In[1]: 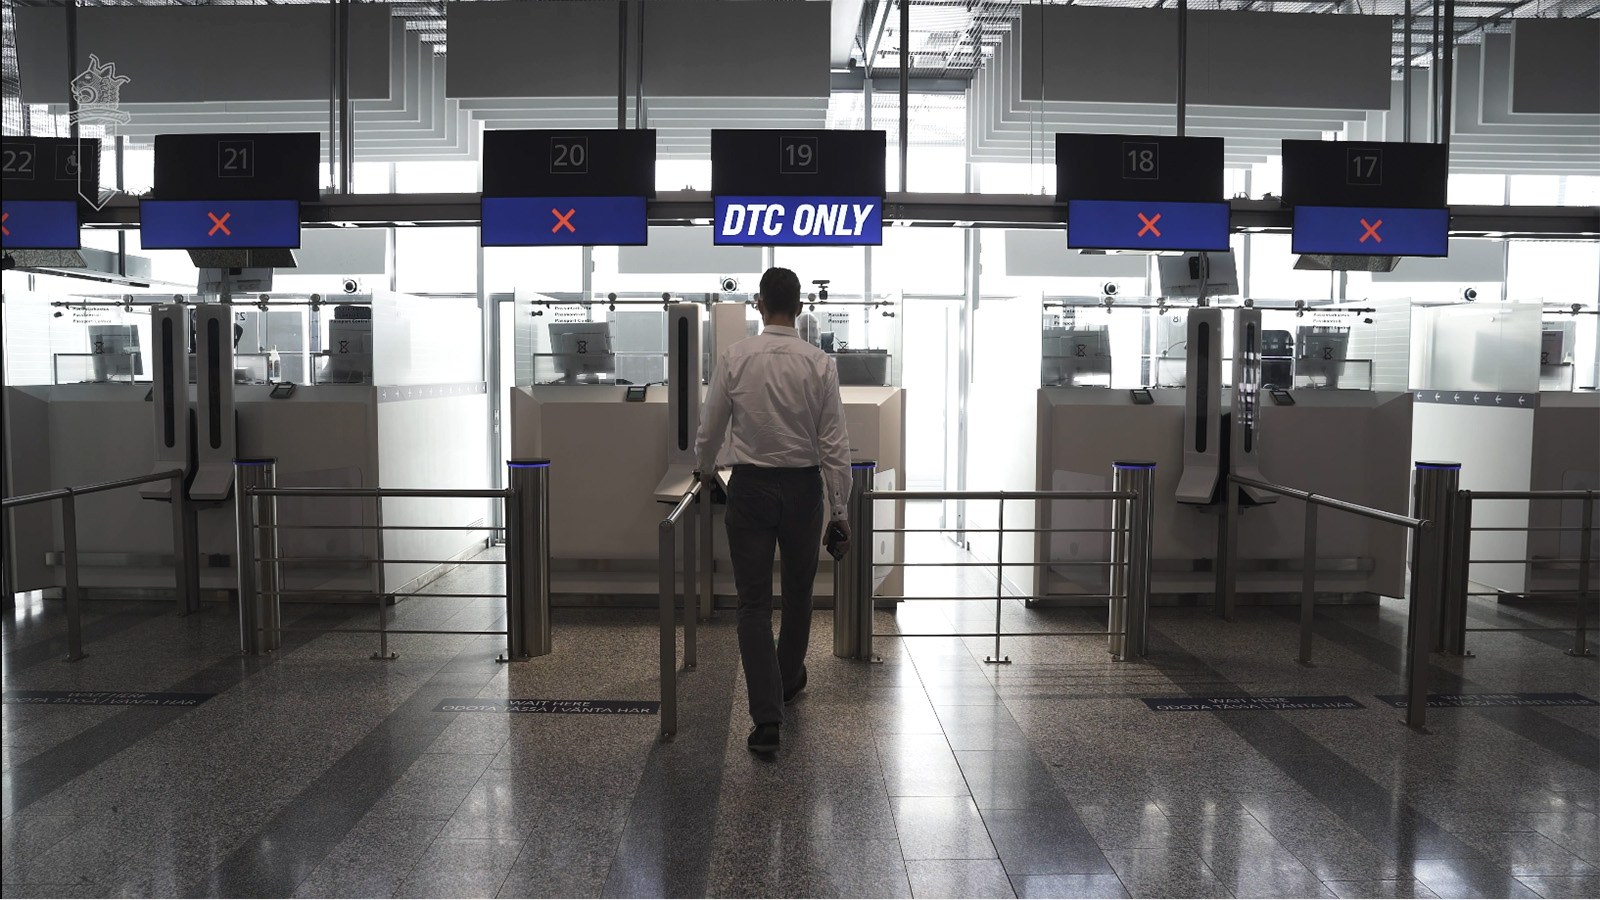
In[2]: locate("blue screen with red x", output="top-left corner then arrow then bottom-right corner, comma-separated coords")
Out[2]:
1067,199 -> 1231,252
139,199 -> 300,249
1291,206 -> 1448,257
481,196 -> 647,246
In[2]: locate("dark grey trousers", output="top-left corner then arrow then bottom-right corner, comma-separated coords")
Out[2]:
724,465 -> 825,726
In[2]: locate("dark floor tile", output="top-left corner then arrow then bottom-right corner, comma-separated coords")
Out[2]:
706,836 -> 912,899
1102,849 -> 1233,899
892,796 -> 998,861
934,705 -> 1032,752
1515,875 -> 1600,899
1457,831 -> 1600,877
1409,858 -> 1541,899
1324,880 -> 1441,899
906,859 -> 1016,899
980,807 -> 1114,875
955,751 -> 1066,811
877,734 -> 970,798
391,837 -> 523,898
1010,873 -> 1131,899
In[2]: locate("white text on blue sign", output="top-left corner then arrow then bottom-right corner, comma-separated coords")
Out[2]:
714,196 -> 882,245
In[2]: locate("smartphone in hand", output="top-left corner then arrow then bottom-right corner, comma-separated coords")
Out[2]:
825,522 -> 849,560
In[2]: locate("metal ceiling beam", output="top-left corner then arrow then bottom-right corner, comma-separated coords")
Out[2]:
69,191 -> 1600,238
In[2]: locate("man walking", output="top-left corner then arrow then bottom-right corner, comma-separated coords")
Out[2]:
694,267 -> 853,753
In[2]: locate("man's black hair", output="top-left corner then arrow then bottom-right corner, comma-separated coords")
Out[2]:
759,267 -> 802,319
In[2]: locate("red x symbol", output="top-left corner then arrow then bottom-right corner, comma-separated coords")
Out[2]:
1,212 -> 8,237
207,211 -> 232,236
1137,212 -> 1162,237
551,208 -> 576,234
1358,218 -> 1382,243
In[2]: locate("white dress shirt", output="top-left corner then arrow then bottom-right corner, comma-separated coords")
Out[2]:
695,324 -> 853,521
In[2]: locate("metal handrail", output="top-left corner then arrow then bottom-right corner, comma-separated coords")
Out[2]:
3,468 -> 197,660
2,470 -> 184,508
658,480 -> 710,740
1219,473 -> 1429,668
1228,474 -> 1427,530
872,489 -> 1137,502
1466,490 -> 1599,501
251,487 -> 511,499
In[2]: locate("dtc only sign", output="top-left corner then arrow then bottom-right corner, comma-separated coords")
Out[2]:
714,196 -> 882,246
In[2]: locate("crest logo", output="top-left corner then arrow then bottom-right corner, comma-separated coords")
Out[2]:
69,54 -> 131,209
70,55 -> 132,128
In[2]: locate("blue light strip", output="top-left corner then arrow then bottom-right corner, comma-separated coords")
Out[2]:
508,461 -> 551,468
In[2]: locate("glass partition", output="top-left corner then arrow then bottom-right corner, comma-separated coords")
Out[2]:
512,290 -> 669,387
1038,300 -> 1384,391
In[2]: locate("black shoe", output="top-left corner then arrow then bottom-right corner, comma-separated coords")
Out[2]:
784,665 -> 808,704
747,723 -> 780,753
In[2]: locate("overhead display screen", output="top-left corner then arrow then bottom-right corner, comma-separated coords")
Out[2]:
1291,205 -> 1448,257
1281,140 -> 1447,209
713,196 -> 882,246
710,130 -> 885,247
3,137 -> 101,202
1057,134 -> 1224,203
1067,199 -> 1230,252
139,199 -> 301,249
1,200 -> 81,249
482,196 -> 647,247
711,130 -> 886,197
153,133 -> 320,201
482,130 -> 656,198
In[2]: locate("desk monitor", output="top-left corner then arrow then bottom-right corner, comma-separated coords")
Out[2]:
88,324 -> 144,382
1042,326 -> 1111,387
1297,326 -> 1350,389
547,322 -> 616,383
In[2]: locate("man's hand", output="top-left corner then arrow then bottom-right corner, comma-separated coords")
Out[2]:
697,469 -> 718,490
830,518 -> 851,557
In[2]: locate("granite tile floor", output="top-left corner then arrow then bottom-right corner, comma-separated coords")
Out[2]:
2,518 -> 1597,898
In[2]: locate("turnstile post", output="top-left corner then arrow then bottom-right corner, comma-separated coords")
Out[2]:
233,458 -> 280,655
1111,461 -> 1155,659
834,461 -> 877,661
505,460 -> 552,660
1407,461 -> 1459,728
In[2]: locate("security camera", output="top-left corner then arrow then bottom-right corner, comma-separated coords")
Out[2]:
342,278 -> 360,294
719,276 -> 739,293
1101,282 -> 1119,296
812,279 -> 830,301
1461,287 -> 1478,302
607,292 -> 618,303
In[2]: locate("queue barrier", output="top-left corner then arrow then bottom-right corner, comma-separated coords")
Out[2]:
2,468 -> 199,661
1445,489 -> 1596,659
1216,467 -> 1435,728
234,459 -> 550,662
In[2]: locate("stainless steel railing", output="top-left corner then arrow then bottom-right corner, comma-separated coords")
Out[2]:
2,469 -> 199,660
658,479 -> 713,739
843,463 -> 1152,666
1446,489 -> 1597,658
1217,471 -> 1434,728
235,458 -> 550,662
